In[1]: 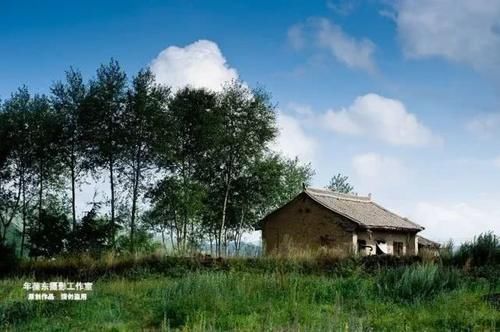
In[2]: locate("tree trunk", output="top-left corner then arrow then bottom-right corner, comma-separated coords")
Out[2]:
109,158 -> 116,247
169,225 -> 175,250
38,163 -> 43,231
219,173 -> 231,257
130,149 -> 141,252
70,152 -> 77,230
20,173 -> 27,257
235,209 -> 245,256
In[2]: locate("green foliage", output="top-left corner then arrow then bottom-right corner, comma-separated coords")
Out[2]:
454,232 -> 499,267
376,264 -> 462,303
116,227 -> 160,254
28,209 -> 70,258
326,173 -> 354,194
51,67 -> 88,228
68,208 -> 114,255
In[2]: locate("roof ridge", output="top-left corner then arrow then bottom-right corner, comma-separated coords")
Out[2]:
305,187 -> 371,202
304,186 -> 424,231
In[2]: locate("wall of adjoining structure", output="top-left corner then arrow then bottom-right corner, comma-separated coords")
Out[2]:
356,230 -> 418,256
262,195 -> 356,255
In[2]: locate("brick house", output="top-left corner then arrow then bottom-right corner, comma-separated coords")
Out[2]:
259,187 -> 430,256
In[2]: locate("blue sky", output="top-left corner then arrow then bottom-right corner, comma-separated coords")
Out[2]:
1,0 -> 500,242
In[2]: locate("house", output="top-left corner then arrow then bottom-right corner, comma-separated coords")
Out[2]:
417,235 -> 441,256
258,187 -> 427,256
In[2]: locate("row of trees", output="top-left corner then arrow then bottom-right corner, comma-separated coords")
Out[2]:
0,59 -> 318,257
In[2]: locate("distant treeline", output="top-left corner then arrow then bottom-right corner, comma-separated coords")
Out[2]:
0,59 -> 314,257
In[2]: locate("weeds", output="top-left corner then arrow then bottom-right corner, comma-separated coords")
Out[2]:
376,264 -> 462,303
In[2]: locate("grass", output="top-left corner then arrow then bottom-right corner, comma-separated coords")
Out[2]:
1,268 -> 498,331
376,264 -> 462,303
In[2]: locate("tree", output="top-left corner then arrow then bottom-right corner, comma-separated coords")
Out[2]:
276,157 -> 315,204
0,104 -> 21,245
326,173 -> 354,194
51,68 -> 87,229
30,94 -> 65,231
203,82 -> 277,255
80,59 -> 127,246
152,87 -> 217,252
3,87 -> 36,256
28,207 -> 70,257
122,69 -> 169,251
68,206 -> 114,255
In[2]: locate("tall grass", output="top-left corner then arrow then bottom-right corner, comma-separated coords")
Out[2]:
454,232 -> 499,267
2,269 -> 498,331
376,264 -> 462,303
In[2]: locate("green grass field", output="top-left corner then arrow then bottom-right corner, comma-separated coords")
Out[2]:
1,266 -> 499,331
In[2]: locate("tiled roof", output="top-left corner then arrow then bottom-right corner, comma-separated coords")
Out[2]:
304,187 -> 424,231
417,235 -> 440,248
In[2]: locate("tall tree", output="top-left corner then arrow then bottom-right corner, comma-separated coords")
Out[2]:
81,59 -> 127,246
30,94 -> 65,231
153,87 -> 217,251
205,82 -> 277,256
0,103 -> 21,244
122,69 -> 169,250
326,173 -> 354,194
3,87 -> 35,256
51,68 -> 87,229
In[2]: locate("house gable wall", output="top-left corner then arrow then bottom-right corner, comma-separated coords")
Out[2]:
262,194 -> 356,255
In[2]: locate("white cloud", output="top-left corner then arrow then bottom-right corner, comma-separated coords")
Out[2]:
150,40 -> 239,92
287,102 -> 314,116
326,0 -> 359,16
414,201 -> 500,243
466,113 -> 500,138
352,153 -> 407,186
271,112 -> 317,163
288,18 -> 377,73
315,18 -> 376,73
323,93 -> 441,146
393,0 -> 500,71
288,24 -> 305,50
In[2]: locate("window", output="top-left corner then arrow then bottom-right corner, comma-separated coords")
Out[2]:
393,241 -> 403,256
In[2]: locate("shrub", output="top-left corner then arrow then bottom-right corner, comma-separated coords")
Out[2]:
28,209 -> 70,258
376,264 -> 461,303
68,208 -> 114,255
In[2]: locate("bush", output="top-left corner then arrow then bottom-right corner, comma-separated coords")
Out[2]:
28,209 -> 70,258
115,227 -> 161,254
376,264 -> 461,303
68,208 -> 114,255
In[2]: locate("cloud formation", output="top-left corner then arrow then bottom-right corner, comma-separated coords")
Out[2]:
414,200 -> 500,243
271,112 -> 318,163
288,18 -> 376,73
150,40 -> 239,92
352,153 -> 407,186
466,112 -> 500,138
393,0 -> 500,72
323,93 -> 440,146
